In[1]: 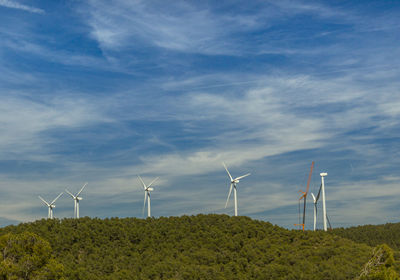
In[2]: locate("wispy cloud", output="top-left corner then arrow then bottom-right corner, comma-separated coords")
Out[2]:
0,94 -> 111,159
1,37 -> 109,69
82,0 -> 356,58
0,0 -> 44,14
83,0 -> 275,55
268,0 -> 348,19
1,0 -> 400,227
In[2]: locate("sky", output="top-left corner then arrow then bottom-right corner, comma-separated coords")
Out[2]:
0,0 -> 399,229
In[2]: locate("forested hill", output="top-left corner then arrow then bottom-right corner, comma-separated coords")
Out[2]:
331,222 -> 400,251
0,214 -> 386,279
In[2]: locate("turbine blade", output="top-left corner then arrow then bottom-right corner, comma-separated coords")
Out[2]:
50,192 -> 63,205
142,191 -> 147,216
222,162 -> 233,181
76,182 -> 88,197
315,184 -> 322,202
311,193 -> 316,203
235,173 -> 251,181
137,175 -> 146,190
147,177 -> 159,189
225,183 -> 233,208
65,189 -> 75,198
326,214 -> 332,229
38,196 -> 49,206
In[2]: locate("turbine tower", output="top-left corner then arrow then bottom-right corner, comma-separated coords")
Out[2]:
138,175 -> 158,218
223,162 -> 251,217
320,173 -> 328,231
65,183 -> 88,219
310,184 -> 321,231
38,192 -> 63,219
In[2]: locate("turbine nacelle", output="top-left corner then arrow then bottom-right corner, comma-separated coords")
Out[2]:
147,187 -> 154,191
77,197 -> 83,201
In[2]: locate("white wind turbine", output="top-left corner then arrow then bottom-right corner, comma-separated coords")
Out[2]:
310,185 -> 322,231
65,183 -> 88,219
38,192 -> 63,219
138,175 -> 158,218
223,162 -> 251,216
320,172 -> 328,231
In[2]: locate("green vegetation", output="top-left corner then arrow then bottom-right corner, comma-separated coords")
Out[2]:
0,232 -> 64,279
0,214 -> 379,279
357,244 -> 399,280
331,223 -> 400,279
331,223 -> 400,251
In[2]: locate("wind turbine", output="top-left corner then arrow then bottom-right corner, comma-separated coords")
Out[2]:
223,162 -> 251,217
294,161 -> 314,231
138,175 -> 158,218
38,192 -> 63,219
65,183 -> 88,219
310,184 -> 322,231
320,172 -> 328,231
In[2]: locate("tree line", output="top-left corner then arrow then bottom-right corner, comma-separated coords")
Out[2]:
0,214 -> 398,279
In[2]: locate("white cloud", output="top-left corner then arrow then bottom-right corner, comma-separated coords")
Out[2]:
82,0 -> 357,57
0,38 -> 113,70
1,0 -> 399,227
0,94 -> 111,158
268,0 -> 348,19
83,0 -> 269,55
0,0 -> 44,14
1,66 -> 397,224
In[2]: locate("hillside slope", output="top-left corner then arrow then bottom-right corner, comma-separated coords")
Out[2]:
331,223 -> 400,251
0,215 -> 373,279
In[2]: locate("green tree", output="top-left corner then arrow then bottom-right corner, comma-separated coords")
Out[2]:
0,232 -> 64,280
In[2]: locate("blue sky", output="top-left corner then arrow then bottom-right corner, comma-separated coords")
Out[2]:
0,0 -> 399,229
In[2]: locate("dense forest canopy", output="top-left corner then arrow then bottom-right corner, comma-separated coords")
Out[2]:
331,223 -> 400,251
0,214 -> 389,279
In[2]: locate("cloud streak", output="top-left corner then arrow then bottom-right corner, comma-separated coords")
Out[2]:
0,94 -> 112,160
0,1 -> 399,228
0,0 -> 44,14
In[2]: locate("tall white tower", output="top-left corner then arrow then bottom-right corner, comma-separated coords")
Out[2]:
320,172 -> 328,231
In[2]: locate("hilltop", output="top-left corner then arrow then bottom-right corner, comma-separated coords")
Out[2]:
331,222 -> 400,252
0,214 -> 382,279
